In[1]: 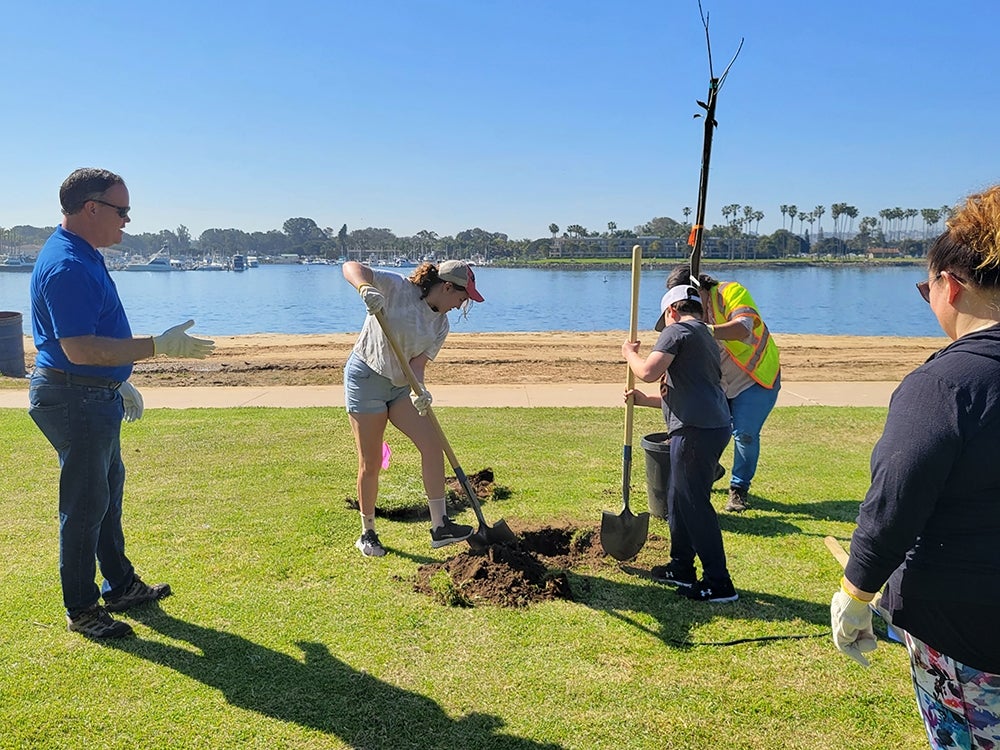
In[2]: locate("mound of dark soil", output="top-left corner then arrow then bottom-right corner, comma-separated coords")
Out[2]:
345,468 -> 506,520
413,525 -> 608,608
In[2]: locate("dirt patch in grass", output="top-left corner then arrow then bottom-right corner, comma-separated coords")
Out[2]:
413,524 -> 611,608
348,468 -> 650,608
345,468 -> 506,520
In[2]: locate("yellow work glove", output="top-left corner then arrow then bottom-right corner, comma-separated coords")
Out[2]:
119,381 -> 144,422
358,284 -> 385,314
410,385 -> 433,416
153,320 -> 215,359
831,581 -> 877,667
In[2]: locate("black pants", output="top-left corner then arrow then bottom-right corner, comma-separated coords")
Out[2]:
666,425 -> 732,584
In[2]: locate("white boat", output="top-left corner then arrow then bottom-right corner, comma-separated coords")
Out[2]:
193,258 -> 226,271
0,255 -> 35,272
123,251 -> 178,272
246,256 -> 260,268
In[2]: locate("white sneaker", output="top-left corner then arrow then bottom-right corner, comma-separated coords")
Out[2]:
355,530 -> 387,557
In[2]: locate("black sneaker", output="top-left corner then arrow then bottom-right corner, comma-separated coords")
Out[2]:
430,517 -> 474,548
104,575 -> 172,612
724,486 -> 749,513
67,605 -> 134,638
355,529 -> 387,557
713,464 -> 726,483
677,578 -> 739,603
650,562 -> 697,588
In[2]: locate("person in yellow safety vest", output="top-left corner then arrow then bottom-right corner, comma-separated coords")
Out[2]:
667,266 -> 781,513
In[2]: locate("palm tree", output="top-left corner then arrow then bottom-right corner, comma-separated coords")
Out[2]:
607,221 -> 617,236
904,208 -> 919,238
878,209 -> 891,239
683,207 -> 692,226
779,204 -> 788,230
920,208 -> 941,239
845,206 -> 859,236
548,223 -> 559,238
787,205 -> 798,235
830,203 -> 844,239
813,205 -> 825,236
752,210 -> 764,235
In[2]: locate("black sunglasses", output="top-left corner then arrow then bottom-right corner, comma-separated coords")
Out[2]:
91,198 -> 130,218
916,271 -> 965,303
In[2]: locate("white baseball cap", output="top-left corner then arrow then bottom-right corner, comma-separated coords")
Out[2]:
654,285 -> 702,331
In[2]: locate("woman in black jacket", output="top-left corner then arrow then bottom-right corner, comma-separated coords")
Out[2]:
831,185 -> 1000,749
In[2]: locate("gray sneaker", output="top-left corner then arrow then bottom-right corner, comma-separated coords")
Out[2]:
104,575 -> 172,612
430,517 -> 474,548
355,530 -> 387,557
724,486 -> 749,513
67,605 -> 134,638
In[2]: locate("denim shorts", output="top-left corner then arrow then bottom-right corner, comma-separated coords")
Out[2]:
344,353 -> 410,414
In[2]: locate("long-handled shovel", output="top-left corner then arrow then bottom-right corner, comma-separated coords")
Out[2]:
373,309 -> 516,547
601,245 -> 650,561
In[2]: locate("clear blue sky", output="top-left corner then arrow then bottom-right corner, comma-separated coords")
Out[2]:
3,1 -> 998,241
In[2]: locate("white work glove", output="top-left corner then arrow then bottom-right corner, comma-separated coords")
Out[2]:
152,320 -> 215,359
831,584 -> 877,667
358,284 -> 385,314
410,385 -> 433,416
119,381 -> 144,422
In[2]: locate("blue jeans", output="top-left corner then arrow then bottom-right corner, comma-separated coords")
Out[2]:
667,425 -> 732,584
28,374 -> 135,615
728,373 -> 780,492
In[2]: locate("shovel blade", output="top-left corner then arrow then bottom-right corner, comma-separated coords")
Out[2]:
600,509 -> 650,561
466,517 -> 517,550
485,517 -> 517,544
464,517 -> 518,550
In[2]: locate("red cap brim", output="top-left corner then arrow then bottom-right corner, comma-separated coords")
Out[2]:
465,270 -> 484,302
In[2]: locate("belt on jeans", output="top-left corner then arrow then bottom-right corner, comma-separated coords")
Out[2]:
34,367 -> 123,390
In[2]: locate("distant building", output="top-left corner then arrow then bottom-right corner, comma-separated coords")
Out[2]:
867,247 -> 902,259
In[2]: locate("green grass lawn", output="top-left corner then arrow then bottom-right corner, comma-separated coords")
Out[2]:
0,405 -> 924,749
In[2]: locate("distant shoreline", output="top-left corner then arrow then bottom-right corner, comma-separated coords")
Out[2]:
491,258 -> 925,271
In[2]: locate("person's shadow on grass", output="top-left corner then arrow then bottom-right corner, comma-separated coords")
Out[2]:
567,569 -> 834,651
102,608 -> 563,750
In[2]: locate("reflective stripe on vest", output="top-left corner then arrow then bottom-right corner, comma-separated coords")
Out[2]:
711,282 -> 780,388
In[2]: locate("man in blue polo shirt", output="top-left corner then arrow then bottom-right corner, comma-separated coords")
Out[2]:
29,167 -> 214,639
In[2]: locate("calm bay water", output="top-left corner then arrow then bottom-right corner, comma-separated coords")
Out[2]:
0,263 -> 943,338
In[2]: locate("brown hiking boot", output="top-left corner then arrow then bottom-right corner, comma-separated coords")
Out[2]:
67,605 -> 134,638
104,575 -> 172,612
724,486 -> 749,513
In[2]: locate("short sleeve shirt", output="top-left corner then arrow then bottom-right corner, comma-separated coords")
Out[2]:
652,320 -> 730,434
351,269 -> 450,386
30,226 -> 133,381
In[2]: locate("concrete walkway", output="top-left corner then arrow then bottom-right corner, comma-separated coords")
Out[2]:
0,381 -> 899,409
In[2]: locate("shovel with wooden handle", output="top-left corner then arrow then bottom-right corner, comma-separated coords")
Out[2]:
600,245 -> 650,561
373,309 -> 516,547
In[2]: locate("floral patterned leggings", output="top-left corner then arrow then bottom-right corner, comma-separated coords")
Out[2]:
905,632 -> 1000,749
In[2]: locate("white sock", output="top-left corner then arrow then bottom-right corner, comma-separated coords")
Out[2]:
361,513 -> 376,534
427,498 -> 447,529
